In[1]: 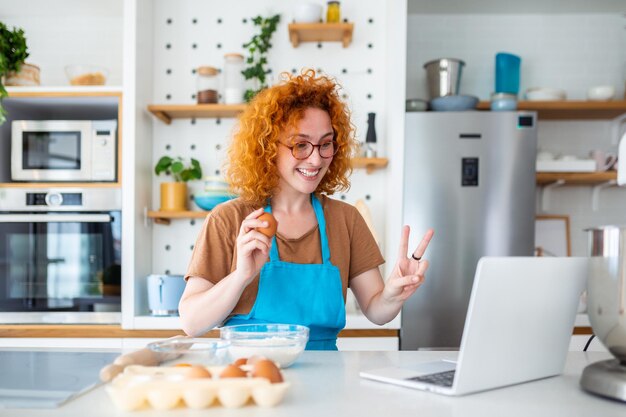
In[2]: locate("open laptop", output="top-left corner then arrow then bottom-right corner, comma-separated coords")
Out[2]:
360,256 -> 588,396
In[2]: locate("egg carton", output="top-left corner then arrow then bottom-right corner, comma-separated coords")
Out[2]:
105,365 -> 289,411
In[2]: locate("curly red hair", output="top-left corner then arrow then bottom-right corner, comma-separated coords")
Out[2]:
225,69 -> 356,206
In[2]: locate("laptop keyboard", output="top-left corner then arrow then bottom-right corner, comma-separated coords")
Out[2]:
407,370 -> 456,387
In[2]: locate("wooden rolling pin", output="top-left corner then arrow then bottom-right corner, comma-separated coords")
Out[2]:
99,335 -> 186,382
354,199 -> 379,246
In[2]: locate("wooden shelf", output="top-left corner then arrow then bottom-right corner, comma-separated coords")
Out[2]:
352,157 -> 388,174
147,104 -> 247,124
477,100 -> 626,120
147,210 -> 209,225
536,171 -> 617,185
7,86 -> 123,97
0,324 -> 397,338
288,23 -> 354,48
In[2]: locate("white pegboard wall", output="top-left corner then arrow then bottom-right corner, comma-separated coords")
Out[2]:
150,0 -> 390,276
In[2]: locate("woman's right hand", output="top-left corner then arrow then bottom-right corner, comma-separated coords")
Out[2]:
234,208 -> 274,284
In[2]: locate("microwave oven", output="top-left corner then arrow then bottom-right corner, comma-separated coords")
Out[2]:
11,120 -> 117,182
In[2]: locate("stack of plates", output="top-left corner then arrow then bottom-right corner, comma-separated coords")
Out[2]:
429,95 -> 479,111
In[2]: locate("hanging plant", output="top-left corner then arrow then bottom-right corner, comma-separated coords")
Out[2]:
0,22 -> 29,123
242,14 -> 280,102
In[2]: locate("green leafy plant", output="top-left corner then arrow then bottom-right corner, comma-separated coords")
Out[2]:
0,22 -> 29,123
242,14 -> 281,102
154,156 -> 202,182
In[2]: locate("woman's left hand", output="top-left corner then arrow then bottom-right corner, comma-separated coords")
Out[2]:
382,226 -> 434,304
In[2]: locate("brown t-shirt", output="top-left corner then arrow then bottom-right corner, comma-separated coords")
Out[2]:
185,194 -> 385,318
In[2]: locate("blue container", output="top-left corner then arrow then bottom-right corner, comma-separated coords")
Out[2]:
495,52 -> 521,95
194,194 -> 236,210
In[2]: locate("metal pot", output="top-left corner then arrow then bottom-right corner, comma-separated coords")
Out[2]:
423,58 -> 465,100
586,226 -> 626,362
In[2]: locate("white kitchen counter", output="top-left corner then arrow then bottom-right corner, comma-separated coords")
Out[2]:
1,350 -> 622,416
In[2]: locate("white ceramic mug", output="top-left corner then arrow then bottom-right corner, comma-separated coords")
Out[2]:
589,150 -> 617,171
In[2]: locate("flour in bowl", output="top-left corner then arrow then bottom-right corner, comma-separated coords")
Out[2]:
227,337 -> 305,368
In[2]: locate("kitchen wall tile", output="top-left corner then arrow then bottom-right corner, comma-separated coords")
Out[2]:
407,13 -> 626,100
0,0 -> 124,85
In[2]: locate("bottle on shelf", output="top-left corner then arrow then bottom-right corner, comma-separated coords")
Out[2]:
196,66 -> 219,104
223,53 -> 245,104
326,1 -> 341,23
365,112 -> 377,158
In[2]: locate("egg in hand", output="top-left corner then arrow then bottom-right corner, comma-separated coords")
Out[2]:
257,212 -> 277,238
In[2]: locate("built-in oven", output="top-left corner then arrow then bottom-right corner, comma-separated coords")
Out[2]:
0,188 -> 121,323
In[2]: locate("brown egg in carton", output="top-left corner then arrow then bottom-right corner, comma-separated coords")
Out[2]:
105,358 -> 289,411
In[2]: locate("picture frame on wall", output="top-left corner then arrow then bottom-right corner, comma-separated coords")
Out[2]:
535,215 -> 571,257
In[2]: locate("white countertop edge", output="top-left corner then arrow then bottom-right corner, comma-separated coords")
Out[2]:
131,313 -> 401,331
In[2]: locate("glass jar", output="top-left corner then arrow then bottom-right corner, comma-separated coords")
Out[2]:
326,1 -> 341,23
490,92 -> 517,111
196,66 -> 218,104
223,53 -> 245,104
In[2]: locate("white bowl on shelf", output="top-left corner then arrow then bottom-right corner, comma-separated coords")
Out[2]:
525,87 -> 567,101
65,65 -> 108,85
586,85 -> 615,101
293,3 -> 322,23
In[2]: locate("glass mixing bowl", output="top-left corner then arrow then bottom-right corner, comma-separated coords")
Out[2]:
220,324 -> 309,368
147,337 -> 230,366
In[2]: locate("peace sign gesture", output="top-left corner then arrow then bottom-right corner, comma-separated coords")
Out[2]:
382,226 -> 434,304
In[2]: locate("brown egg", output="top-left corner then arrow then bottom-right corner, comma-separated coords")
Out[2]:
233,357 -> 248,367
219,364 -> 247,379
185,365 -> 212,379
257,212 -> 277,238
251,359 -> 283,384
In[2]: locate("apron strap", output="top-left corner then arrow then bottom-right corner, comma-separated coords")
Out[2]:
265,194 -> 331,264
311,194 -> 331,264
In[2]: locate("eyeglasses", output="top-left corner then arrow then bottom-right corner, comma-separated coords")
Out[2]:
279,140 -> 339,160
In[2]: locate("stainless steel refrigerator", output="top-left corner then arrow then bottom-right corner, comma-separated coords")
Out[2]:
401,111 -> 538,349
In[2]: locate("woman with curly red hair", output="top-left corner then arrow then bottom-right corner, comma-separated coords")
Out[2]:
180,70 -> 433,350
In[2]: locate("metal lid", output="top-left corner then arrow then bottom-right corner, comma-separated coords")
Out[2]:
197,66 -> 218,76
423,58 -> 466,69
584,225 -> 626,231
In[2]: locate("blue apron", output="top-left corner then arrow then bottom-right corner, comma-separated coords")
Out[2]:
226,194 -> 346,350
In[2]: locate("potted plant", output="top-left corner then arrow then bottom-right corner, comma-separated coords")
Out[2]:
0,22 -> 30,123
242,14 -> 280,102
154,156 -> 202,211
